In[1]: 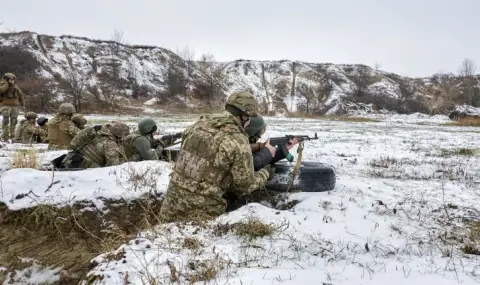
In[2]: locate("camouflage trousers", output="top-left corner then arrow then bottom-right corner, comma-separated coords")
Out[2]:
1,106 -> 19,141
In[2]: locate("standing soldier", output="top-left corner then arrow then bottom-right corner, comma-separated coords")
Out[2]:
0,73 -> 25,141
47,103 -> 80,150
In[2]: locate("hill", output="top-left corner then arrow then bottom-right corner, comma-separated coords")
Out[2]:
1,31 -> 479,116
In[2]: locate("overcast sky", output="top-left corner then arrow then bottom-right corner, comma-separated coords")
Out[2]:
1,0 -> 478,77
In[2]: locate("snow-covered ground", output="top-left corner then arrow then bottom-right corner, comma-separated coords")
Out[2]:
1,113 -> 480,285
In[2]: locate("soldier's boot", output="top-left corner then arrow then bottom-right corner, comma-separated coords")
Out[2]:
2,117 -> 9,142
9,117 -> 17,140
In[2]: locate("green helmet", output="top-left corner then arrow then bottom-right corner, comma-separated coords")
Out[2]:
109,121 -> 130,138
244,115 -> 266,138
25,111 -> 38,120
71,114 -> 87,127
138,117 -> 157,135
58,103 -> 76,115
225,90 -> 258,117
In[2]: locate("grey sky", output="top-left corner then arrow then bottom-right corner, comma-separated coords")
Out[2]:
2,0 -> 478,77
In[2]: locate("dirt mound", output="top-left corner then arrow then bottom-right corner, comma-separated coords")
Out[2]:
0,193 -> 164,285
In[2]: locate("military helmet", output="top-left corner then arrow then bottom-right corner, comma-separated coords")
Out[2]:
37,116 -> 48,126
25,111 -> 38,120
225,90 -> 258,117
138,117 -> 157,134
58,103 -> 76,115
244,115 -> 266,138
71,114 -> 87,126
3,73 -> 16,81
109,121 -> 130,138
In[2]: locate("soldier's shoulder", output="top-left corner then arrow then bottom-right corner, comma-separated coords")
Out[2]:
218,131 -> 249,151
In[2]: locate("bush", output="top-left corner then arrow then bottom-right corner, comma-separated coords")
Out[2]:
0,46 -> 41,78
346,93 -> 431,114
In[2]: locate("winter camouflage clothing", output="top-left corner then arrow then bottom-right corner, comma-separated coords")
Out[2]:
47,115 -> 80,150
159,111 -> 270,223
63,122 -> 130,168
14,112 -> 46,144
0,73 -> 25,141
71,114 -> 87,129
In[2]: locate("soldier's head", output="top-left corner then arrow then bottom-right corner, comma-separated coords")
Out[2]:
3,73 -> 16,85
58,103 -> 76,118
25,111 -> 38,122
244,115 -> 266,143
71,114 -> 87,129
225,90 -> 259,128
108,121 -> 130,139
37,116 -> 48,127
138,117 -> 157,135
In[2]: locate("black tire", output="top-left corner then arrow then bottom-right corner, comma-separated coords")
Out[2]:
266,161 -> 336,192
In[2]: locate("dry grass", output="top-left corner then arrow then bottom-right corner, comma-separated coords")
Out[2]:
443,117 -> 480,127
11,148 -> 39,169
440,148 -> 478,157
233,218 -> 276,240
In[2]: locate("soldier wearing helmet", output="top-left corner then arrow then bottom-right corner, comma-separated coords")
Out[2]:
36,116 -> 49,143
122,117 -> 178,162
46,103 -> 81,150
245,115 -> 298,171
71,114 -> 88,130
13,111 -> 46,144
159,90 -> 272,223
0,73 -> 26,141
58,121 -> 131,169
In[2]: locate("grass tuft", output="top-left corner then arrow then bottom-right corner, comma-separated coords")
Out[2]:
233,218 -> 275,240
444,117 -> 480,127
11,148 -> 38,169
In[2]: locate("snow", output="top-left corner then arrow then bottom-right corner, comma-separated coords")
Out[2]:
2,258 -> 62,285
1,113 -> 480,284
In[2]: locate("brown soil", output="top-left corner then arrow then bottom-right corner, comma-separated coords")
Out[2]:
0,193 -> 163,285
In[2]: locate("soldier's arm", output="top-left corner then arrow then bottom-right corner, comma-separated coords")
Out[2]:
252,148 -> 274,171
0,81 -> 8,94
134,136 -> 158,160
16,86 -> 25,107
220,133 -> 269,196
26,124 -> 42,135
62,122 -> 81,137
103,140 -> 121,166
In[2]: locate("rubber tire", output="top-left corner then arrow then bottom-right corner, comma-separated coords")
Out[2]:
266,161 -> 336,192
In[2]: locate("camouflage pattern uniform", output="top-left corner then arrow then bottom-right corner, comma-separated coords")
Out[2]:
14,112 -> 46,144
36,117 -> 49,143
0,73 -> 25,141
71,114 -> 87,130
47,103 -> 80,150
159,91 -> 270,223
122,117 -> 173,161
63,122 -> 130,168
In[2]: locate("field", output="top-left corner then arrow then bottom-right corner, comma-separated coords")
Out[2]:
1,113 -> 480,285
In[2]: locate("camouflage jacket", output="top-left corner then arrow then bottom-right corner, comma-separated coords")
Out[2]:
47,115 -> 81,150
39,125 -> 48,143
15,119 -> 44,144
0,82 -> 25,107
159,111 -> 270,223
78,125 -> 123,168
122,130 -> 160,161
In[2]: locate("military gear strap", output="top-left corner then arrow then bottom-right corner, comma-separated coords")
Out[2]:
286,141 -> 304,192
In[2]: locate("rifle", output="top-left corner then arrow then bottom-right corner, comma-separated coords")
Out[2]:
152,132 -> 183,148
268,133 -> 319,147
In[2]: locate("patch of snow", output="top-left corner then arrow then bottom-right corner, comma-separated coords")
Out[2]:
2,258 -> 62,285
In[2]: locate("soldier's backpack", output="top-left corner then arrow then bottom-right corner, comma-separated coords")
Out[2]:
69,124 -> 103,151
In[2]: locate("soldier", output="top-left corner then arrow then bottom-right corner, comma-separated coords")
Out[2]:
0,73 -> 25,141
36,116 -> 49,143
122,117 -> 176,162
60,121 -> 130,169
159,90 -> 273,223
47,103 -> 81,150
14,112 -> 46,144
245,115 -> 298,171
71,114 -> 87,130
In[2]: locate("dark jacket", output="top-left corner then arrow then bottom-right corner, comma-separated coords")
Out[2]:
253,147 -> 286,171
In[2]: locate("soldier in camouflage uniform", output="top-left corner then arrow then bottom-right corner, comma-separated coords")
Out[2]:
14,112 -> 47,144
71,114 -> 87,130
47,103 -> 81,150
36,116 -> 49,143
0,73 -> 26,141
246,115 -> 298,171
159,90 -> 273,223
61,121 -> 130,168
122,117 -> 176,162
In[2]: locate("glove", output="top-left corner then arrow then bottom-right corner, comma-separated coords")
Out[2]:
262,164 -> 276,181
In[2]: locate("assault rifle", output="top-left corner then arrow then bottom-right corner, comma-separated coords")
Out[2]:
152,132 -> 183,148
268,133 -> 319,147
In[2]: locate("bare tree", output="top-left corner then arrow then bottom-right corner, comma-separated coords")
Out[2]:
350,65 -> 374,97
176,45 -> 196,99
374,62 -> 381,72
111,29 -> 125,52
398,80 -> 417,100
458,58 -> 477,105
195,53 -> 225,107
63,71 -> 86,112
